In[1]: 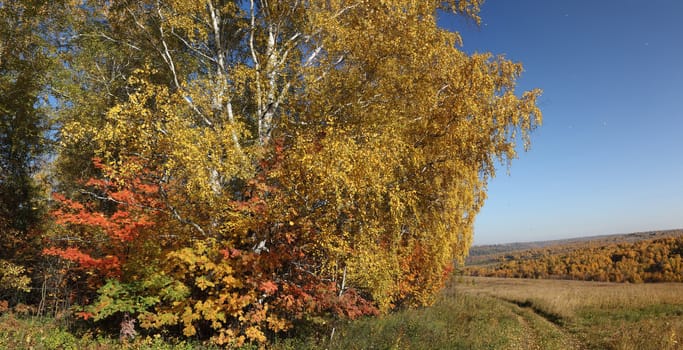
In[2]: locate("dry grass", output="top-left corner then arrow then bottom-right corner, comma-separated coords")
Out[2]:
456,277 -> 683,349
457,277 -> 683,319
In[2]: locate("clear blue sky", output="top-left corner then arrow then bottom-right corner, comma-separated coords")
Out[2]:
439,1 -> 683,245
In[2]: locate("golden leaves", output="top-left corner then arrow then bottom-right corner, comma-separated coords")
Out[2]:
286,0 -> 541,310
55,0 -> 541,344
0,260 -> 32,293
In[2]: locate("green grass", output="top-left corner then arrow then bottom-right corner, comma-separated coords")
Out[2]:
0,313 -> 205,350
5,277 -> 683,349
274,294 -> 530,350
276,279 -> 578,350
571,304 -> 683,349
0,313 -> 82,350
320,294 -> 524,349
459,277 -> 683,350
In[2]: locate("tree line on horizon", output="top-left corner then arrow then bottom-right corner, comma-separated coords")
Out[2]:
0,0 -> 541,346
466,236 -> 683,283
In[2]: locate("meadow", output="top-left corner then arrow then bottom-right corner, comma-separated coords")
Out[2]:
4,276 -> 683,349
458,277 -> 683,349
306,277 -> 683,350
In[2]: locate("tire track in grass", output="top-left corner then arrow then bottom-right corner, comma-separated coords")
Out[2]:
509,307 -> 542,350
500,298 -> 584,350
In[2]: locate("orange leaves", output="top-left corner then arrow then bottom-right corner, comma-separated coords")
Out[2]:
51,192 -> 155,244
337,288 -> 380,320
220,247 -> 242,260
258,280 -> 278,295
44,158 -> 165,304
159,240 -> 278,345
43,247 -> 121,278
109,190 -> 135,203
51,159 -> 160,245
76,311 -> 95,320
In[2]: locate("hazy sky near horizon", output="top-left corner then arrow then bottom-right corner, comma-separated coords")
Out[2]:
439,1 -> 683,245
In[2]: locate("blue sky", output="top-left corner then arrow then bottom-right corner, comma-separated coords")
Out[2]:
439,1 -> 683,245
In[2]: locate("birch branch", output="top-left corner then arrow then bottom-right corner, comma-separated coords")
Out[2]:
155,2 -> 213,127
249,0 -> 263,113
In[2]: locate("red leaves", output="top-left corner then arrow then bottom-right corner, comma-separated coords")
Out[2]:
270,280 -> 378,322
46,156 -> 383,343
45,158 -> 162,285
337,288 -> 379,319
43,247 -> 121,278
258,281 -> 278,295
220,248 -> 242,259
76,311 -> 95,320
51,194 -> 155,244
91,157 -> 106,170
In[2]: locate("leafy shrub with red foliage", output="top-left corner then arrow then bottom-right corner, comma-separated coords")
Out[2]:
44,158 -> 161,292
44,158 -> 380,346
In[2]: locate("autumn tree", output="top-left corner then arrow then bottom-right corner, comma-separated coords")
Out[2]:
50,0 -> 541,344
466,236 -> 683,283
0,1 -> 77,309
0,1 -> 54,244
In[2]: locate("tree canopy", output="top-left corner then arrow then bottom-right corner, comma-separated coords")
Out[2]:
0,0 -> 54,234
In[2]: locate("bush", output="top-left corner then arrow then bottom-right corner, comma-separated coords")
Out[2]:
0,260 -> 31,305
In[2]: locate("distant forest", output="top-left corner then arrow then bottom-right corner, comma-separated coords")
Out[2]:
465,229 -> 683,283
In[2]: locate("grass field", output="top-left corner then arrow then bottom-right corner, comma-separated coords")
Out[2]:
3,276 -> 683,349
293,277 -> 683,350
457,277 -> 683,349
294,277 -> 683,349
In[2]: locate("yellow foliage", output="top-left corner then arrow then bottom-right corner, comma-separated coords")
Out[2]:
57,0 -> 540,344
245,326 -> 267,343
0,260 -> 31,294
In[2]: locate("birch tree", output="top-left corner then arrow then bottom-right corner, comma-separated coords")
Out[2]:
51,0 -> 541,344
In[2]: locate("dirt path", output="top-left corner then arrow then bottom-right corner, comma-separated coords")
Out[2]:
508,307 -> 542,350
500,298 -> 584,350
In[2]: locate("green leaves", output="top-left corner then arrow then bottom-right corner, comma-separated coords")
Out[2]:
0,0 -> 56,234
86,279 -> 160,321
